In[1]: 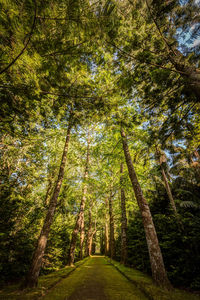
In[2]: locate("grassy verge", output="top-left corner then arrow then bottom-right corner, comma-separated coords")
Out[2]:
0,258 -> 89,300
106,258 -> 200,300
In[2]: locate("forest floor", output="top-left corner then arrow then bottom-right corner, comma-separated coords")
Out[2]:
0,256 -> 200,300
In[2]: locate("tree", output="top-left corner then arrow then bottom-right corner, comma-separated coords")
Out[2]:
67,130 -> 90,266
22,114 -> 72,288
0,0 -> 200,292
155,148 -> 182,226
121,127 -> 172,290
109,186 -> 115,259
85,204 -> 93,257
104,201 -> 109,256
120,163 -> 127,265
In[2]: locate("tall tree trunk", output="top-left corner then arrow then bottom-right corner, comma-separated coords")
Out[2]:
121,128 -> 172,290
156,149 -> 183,230
44,170 -> 56,207
90,219 -> 97,255
120,163 -> 127,265
92,230 -> 96,254
79,209 -> 85,260
67,132 -> 90,265
104,198 -> 109,256
22,121 -> 72,288
104,214 -> 109,256
109,190 -> 115,259
156,150 -> 177,214
88,232 -> 93,256
44,179 -> 53,207
161,166 -> 177,213
145,0 -> 200,102
173,61 -> 200,101
100,228 -> 104,254
85,206 -> 92,257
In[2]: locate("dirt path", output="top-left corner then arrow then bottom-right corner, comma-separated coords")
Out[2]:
43,256 -> 148,300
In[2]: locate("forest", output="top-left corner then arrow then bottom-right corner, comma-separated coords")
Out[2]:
0,0 -> 200,299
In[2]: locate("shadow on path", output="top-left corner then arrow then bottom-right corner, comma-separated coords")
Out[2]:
43,256 -> 148,300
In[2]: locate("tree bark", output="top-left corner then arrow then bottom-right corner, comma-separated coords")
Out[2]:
22,120 -> 72,288
120,163 -> 127,265
161,166 -> 177,212
156,149 -> 183,230
44,179 -> 53,207
145,0 -> 200,102
92,230 -> 96,254
44,170 -> 56,207
173,62 -> 200,101
90,220 -> 97,255
85,206 -> 92,256
104,214 -> 109,256
100,228 -> 104,254
121,128 -> 172,290
157,150 -> 177,214
109,190 -> 115,259
79,206 -> 85,260
67,132 -> 90,265
104,197 -> 109,256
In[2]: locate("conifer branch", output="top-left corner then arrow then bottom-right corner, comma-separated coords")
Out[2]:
106,41 -> 188,75
42,41 -> 86,57
145,0 -> 177,57
0,0 -> 37,75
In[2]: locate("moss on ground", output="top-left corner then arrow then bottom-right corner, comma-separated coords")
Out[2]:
0,258 -> 88,300
1,256 -> 199,300
42,255 -> 148,300
107,258 -> 200,300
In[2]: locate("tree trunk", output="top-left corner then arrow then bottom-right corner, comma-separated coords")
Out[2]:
88,232 -> 93,256
90,220 -> 97,255
104,197 -> 109,256
120,163 -> 127,265
79,209 -> 85,260
161,166 -> 177,212
22,121 -> 72,288
67,132 -> 90,265
174,62 -> 200,101
44,170 -> 56,207
109,190 -> 115,259
85,206 -> 92,257
92,231 -> 96,254
44,179 -> 53,207
156,149 -> 183,230
104,215 -> 109,256
157,150 -> 177,214
100,228 -> 104,254
121,128 -> 172,290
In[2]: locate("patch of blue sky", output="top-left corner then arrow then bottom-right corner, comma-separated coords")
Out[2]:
176,26 -> 200,50
174,0 -> 200,51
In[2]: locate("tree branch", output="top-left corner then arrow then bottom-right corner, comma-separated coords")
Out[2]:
42,41 -> 86,57
145,0 -> 177,57
41,90 -> 101,100
106,40 -> 188,75
0,0 -> 37,75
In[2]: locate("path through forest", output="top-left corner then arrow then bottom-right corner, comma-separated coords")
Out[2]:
42,256 -> 148,300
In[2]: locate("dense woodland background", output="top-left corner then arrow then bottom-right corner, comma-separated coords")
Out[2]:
0,0 -> 200,292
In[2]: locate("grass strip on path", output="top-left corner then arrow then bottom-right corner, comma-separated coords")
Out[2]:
42,255 -> 149,300
0,257 -> 89,300
106,257 -> 200,300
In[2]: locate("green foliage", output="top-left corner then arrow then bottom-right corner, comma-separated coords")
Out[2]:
117,179 -> 200,289
108,258 -> 200,300
0,0 -> 200,293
